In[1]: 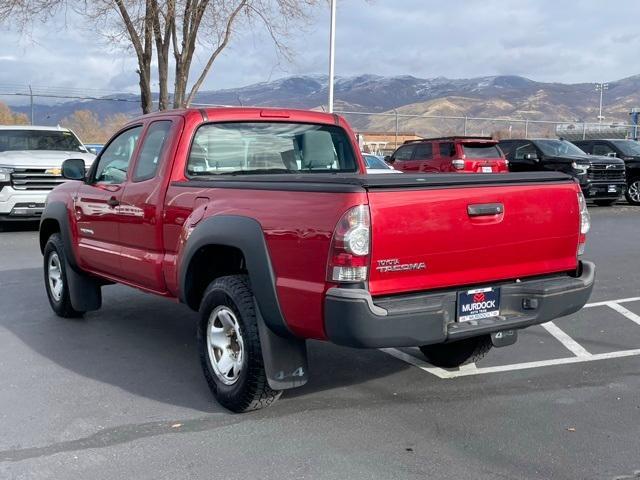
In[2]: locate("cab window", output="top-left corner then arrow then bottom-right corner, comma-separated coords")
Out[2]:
133,121 -> 172,181
93,126 -> 142,184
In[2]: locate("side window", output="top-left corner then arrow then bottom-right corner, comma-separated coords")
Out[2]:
133,121 -> 172,182
94,126 -> 142,184
394,145 -> 415,161
577,142 -> 592,154
439,142 -> 455,158
498,142 -> 514,158
514,142 -> 537,160
413,143 -> 433,159
592,143 -> 616,156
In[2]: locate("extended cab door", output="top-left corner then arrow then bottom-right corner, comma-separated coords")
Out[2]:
117,119 -> 180,292
75,126 -> 143,275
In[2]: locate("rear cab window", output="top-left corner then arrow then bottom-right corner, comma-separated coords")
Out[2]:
186,122 -> 357,176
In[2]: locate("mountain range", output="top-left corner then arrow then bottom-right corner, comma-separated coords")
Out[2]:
11,74 -> 640,135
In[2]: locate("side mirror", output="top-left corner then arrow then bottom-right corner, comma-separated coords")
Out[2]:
384,155 -> 395,164
524,153 -> 539,162
606,152 -> 617,158
62,158 -> 86,181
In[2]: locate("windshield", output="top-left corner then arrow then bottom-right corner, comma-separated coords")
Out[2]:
363,154 -> 390,169
611,140 -> 640,156
0,130 -> 85,153
187,122 -> 357,175
536,139 -> 586,157
462,143 -> 502,158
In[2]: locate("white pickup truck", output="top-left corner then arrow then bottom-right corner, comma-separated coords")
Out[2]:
0,126 -> 95,221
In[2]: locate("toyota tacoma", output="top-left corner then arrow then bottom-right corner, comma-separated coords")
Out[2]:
39,108 -> 595,412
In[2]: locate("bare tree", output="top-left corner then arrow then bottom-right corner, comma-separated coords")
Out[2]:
1,0 -> 319,113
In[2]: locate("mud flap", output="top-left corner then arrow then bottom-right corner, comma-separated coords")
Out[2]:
255,305 -> 308,390
66,260 -> 102,312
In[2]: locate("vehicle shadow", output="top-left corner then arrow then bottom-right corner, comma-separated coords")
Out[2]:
1,267 -> 408,413
0,221 -> 39,232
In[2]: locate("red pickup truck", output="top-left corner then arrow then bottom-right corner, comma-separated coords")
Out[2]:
39,108 -> 595,412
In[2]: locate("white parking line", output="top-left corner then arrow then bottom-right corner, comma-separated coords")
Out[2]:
540,321 -> 591,357
381,296 -> 640,378
606,302 -> 640,326
585,296 -> 640,308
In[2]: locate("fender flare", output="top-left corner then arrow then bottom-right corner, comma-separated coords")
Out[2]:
39,201 -> 79,269
39,201 -> 102,312
179,215 -> 292,339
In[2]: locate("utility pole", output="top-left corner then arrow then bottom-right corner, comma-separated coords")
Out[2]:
328,0 -> 336,113
28,84 -> 34,125
596,82 -> 608,123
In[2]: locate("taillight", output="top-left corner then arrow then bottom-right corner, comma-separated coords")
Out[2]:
327,205 -> 371,283
451,159 -> 465,170
577,191 -> 590,255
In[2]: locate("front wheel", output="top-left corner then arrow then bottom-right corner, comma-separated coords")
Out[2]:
419,335 -> 493,368
594,199 -> 617,207
197,275 -> 281,412
625,179 -> 640,205
43,233 -> 84,318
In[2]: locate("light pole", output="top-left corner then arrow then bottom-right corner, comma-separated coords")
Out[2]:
596,82 -> 608,123
328,0 -> 336,113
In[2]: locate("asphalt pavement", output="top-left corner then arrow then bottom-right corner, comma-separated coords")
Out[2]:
0,203 -> 639,480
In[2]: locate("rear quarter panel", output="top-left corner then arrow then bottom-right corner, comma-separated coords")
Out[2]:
163,185 -> 367,339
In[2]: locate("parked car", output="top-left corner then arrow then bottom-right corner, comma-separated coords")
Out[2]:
385,136 -> 509,174
40,108 -> 594,412
84,143 -> 104,156
362,153 -> 401,174
498,138 -> 626,206
0,126 -> 95,222
571,139 -> 640,205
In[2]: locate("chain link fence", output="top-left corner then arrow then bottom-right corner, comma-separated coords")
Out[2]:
336,110 -> 640,155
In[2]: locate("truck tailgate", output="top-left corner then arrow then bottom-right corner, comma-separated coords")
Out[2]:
367,180 -> 580,296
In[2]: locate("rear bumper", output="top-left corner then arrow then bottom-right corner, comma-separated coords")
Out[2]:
324,261 -> 595,348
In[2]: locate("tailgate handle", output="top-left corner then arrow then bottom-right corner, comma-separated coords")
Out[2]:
467,203 -> 504,217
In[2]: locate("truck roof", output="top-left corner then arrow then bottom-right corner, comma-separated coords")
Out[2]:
0,125 -> 71,132
131,107 -> 341,125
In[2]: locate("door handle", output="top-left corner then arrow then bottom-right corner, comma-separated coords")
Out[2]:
467,203 -> 504,217
107,197 -> 120,208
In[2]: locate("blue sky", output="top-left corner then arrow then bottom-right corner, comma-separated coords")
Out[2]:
1,0 -> 640,99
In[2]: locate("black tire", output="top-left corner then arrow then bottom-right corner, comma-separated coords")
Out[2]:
625,178 -> 640,205
197,275 -> 281,413
419,335 -> 493,368
43,233 -> 84,318
594,199 -> 617,207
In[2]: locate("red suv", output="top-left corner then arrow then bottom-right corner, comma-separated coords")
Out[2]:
386,136 -> 509,173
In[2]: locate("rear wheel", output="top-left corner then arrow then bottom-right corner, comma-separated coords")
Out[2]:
625,179 -> 640,205
197,275 -> 281,412
43,233 -> 84,318
419,335 -> 493,368
594,199 -> 617,207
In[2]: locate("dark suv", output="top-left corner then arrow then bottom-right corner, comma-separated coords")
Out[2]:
572,139 -> 640,205
499,138 -> 626,206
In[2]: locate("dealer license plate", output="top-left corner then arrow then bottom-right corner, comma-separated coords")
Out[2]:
457,287 -> 501,322
608,185 -> 618,193
481,166 -> 493,173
